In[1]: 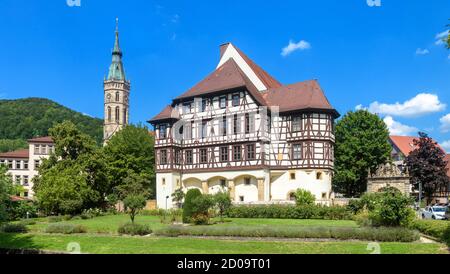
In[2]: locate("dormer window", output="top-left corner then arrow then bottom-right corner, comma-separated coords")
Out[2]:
232,94 -> 240,107
219,96 -> 227,109
159,124 -> 167,139
183,103 -> 192,114
292,116 -> 302,132
201,99 -> 208,112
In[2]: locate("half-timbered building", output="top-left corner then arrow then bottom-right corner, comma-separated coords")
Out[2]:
149,43 -> 339,209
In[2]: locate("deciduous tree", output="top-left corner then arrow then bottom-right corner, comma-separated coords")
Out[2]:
103,125 -> 155,198
333,110 -> 391,197
406,132 -> 449,204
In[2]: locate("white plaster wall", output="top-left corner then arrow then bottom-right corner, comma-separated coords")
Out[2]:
234,177 -> 258,203
156,172 -> 180,209
270,170 -> 332,201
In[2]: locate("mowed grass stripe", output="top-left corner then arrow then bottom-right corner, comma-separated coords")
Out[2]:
0,233 -> 447,254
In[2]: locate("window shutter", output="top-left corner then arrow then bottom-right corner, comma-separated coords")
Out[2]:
236,116 -> 241,133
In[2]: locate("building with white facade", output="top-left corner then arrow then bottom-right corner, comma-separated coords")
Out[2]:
149,43 -> 339,209
0,137 -> 54,198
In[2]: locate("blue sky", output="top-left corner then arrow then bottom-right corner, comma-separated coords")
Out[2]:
0,0 -> 449,149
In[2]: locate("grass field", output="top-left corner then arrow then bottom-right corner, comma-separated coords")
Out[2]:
26,215 -> 358,235
0,233 -> 447,254
0,214 -> 447,254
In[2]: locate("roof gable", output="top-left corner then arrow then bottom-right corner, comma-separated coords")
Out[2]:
217,43 -> 281,91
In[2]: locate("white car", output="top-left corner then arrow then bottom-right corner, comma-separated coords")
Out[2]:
421,206 -> 447,220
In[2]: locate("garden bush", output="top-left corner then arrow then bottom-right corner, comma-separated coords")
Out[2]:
225,205 -> 353,220
182,189 -> 202,223
140,209 -> 167,216
118,223 -> 152,236
0,223 -> 28,233
294,189 -> 315,206
45,223 -> 87,234
154,225 -> 419,242
409,220 -> 450,242
20,219 -> 37,226
47,216 -> 63,223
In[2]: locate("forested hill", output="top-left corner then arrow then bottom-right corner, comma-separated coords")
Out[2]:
0,98 -> 103,151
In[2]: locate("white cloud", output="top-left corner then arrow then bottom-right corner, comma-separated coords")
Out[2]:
441,140 -> 450,153
383,116 -> 418,136
435,30 -> 449,46
415,48 -> 430,55
440,114 -> 450,132
281,40 -> 311,57
366,93 -> 446,118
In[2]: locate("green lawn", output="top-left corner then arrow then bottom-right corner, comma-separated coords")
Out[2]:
26,214 -> 358,235
2,214 -> 447,254
0,233 -> 447,254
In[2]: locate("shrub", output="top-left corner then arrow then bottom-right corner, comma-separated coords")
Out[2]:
294,189 -> 315,206
353,210 -> 372,227
47,216 -> 63,223
20,219 -> 37,226
8,201 -> 38,221
140,209 -> 167,216
214,191 -> 232,221
0,223 -> 28,233
182,189 -> 202,223
409,220 -> 450,240
45,223 -> 87,234
368,191 -> 415,227
226,205 -> 353,220
443,225 -> 450,246
155,225 -> 419,242
118,223 -> 152,236
191,213 -> 210,225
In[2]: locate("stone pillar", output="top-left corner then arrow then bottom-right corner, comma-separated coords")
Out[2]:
257,178 -> 265,201
228,180 -> 235,202
202,181 -> 209,194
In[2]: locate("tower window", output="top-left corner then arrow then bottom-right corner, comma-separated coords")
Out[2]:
116,92 -> 120,102
220,146 -> 228,162
160,150 -> 168,165
316,172 -> 323,180
107,107 -> 112,122
292,144 -> 302,160
123,108 -> 127,124
115,107 -> 120,122
185,150 -> 193,164
159,124 -> 167,139
200,149 -> 208,164
233,145 -> 242,161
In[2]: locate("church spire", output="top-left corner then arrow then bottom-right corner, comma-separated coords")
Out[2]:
107,18 -> 126,81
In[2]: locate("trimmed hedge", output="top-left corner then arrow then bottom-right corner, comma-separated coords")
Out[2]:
0,223 -> 28,233
155,225 -> 419,242
409,220 -> 450,245
226,205 -> 353,220
45,223 -> 87,234
118,223 -> 152,236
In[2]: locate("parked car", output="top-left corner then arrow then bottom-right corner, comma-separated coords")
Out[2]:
421,206 -> 447,220
444,207 -> 450,220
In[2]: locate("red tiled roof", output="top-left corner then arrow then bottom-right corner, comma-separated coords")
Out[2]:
176,59 -> 251,100
151,43 -> 338,123
262,80 -> 336,114
149,105 -> 179,123
10,195 -> 30,202
0,149 -> 29,159
389,136 -> 444,157
28,136 -> 53,143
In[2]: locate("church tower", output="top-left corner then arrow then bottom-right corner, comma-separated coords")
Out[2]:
104,18 -> 130,142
